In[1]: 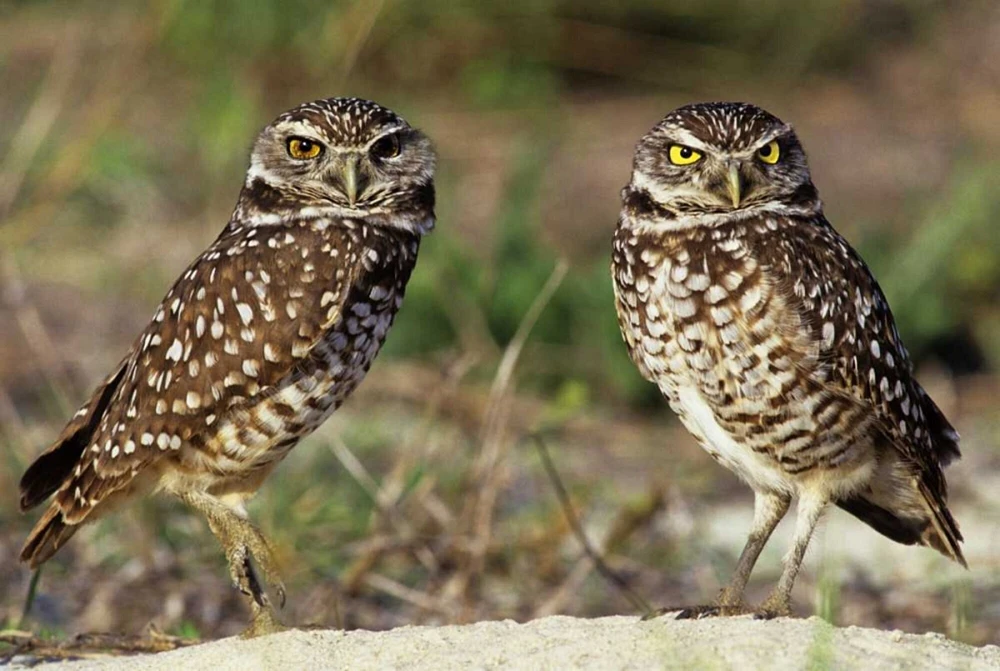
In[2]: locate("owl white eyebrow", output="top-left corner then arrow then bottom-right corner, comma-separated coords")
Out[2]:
363,125 -> 408,149
664,129 -> 711,151
749,127 -> 790,152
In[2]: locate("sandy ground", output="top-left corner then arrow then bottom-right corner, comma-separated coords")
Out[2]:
13,615 -> 1000,671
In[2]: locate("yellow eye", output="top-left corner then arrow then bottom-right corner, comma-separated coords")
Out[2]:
287,137 -> 323,160
668,144 -> 702,165
757,140 -> 780,164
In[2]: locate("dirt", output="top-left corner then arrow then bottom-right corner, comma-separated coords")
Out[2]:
11,615 -> 1000,671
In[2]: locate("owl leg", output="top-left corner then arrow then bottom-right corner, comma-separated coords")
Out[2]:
180,491 -> 287,637
756,493 -> 827,619
643,491 -> 790,620
716,491 -> 791,611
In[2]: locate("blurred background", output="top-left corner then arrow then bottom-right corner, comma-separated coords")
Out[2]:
1,0 -> 998,647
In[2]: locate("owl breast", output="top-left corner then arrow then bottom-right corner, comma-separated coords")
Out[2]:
612,220 -> 877,496
175,223 -> 418,495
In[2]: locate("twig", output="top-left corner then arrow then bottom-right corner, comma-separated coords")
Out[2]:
17,568 -> 42,630
454,260 -> 568,607
328,437 -> 440,575
0,624 -> 196,664
530,432 -> 654,617
337,0 -> 386,87
363,573 -> 451,616
0,34 -> 79,218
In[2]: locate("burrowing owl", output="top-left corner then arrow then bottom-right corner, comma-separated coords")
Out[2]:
19,97 -> 436,636
612,102 -> 964,618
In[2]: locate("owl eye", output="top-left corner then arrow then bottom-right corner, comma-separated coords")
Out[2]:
287,137 -> 323,160
757,140 -> 780,164
370,133 -> 401,160
668,144 -> 702,166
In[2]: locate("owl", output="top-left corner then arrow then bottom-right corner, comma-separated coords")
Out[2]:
611,102 -> 964,619
19,97 -> 437,636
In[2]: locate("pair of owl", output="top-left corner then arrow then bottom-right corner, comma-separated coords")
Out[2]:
18,98 -> 964,637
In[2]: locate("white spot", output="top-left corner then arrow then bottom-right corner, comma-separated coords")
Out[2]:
169,435 -> 182,450
685,273 -> 710,292
186,391 -> 202,409
243,359 -> 259,377
264,343 -> 280,362
124,440 -> 136,455
211,321 -> 224,339
738,285 -> 763,313
157,433 -> 170,449
870,340 -> 881,359
196,315 -> 206,337
236,302 -> 254,325
705,285 -> 728,304
141,433 -> 154,446
673,298 -> 696,319
821,322 -> 835,348
166,339 -> 183,361
710,305 -> 733,326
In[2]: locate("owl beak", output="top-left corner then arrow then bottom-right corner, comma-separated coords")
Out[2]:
726,161 -> 742,208
341,155 -> 360,206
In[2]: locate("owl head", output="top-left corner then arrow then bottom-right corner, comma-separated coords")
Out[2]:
239,97 -> 436,232
627,102 -> 819,224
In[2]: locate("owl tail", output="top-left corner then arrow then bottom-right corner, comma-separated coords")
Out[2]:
916,479 -> 966,567
21,504 -> 79,569
836,478 -> 965,567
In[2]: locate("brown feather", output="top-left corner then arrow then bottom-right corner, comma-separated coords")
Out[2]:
19,360 -> 127,511
20,504 -> 80,568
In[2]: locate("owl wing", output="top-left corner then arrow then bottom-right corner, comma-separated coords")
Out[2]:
761,216 -> 963,563
20,221 -> 366,563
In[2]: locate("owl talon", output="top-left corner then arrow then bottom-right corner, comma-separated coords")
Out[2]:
643,605 -> 719,620
644,602 -> 755,620
275,583 -> 287,609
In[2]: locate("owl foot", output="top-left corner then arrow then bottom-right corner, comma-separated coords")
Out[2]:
225,525 -> 287,610
241,603 -> 287,639
181,491 -> 289,610
753,592 -> 792,620
642,603 -> 752,620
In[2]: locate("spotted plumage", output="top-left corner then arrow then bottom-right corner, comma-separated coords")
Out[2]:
19,97 -> 436,636
612,102 -> 964,619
